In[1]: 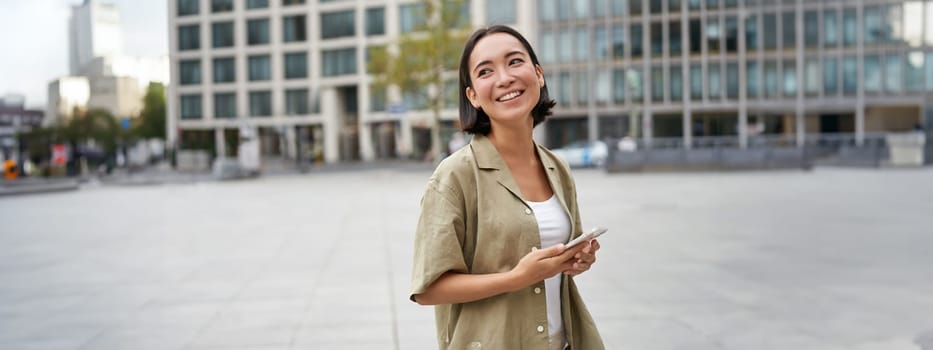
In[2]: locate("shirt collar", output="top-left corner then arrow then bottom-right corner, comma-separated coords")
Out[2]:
470,133 -> 557,171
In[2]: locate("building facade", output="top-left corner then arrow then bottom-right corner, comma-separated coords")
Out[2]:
70,0 -> 124,75
168,0 -> 933,165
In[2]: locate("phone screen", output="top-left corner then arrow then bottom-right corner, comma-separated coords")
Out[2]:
565,227 -> 607,249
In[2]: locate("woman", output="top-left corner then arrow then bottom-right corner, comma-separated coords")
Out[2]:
410,25 -> 605,350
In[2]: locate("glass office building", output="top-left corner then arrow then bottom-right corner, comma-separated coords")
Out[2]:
169,0 -> 933,164
538,0 -> 933,149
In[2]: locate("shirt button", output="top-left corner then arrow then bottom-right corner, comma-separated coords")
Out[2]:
470,341 -> 482,348
524,208 -> 532,215
534,287 -> 541,294
537,325 -> 545,333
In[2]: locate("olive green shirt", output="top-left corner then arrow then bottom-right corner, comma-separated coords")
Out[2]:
410,134 -> 605,350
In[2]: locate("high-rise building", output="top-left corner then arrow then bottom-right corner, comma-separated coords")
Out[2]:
69,0 -> 125,75
166,0 -> 529,164
170,0 -> 931,166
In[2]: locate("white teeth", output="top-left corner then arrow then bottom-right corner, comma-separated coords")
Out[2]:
498,91 -> 521,102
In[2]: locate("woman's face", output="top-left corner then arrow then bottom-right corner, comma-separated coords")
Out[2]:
465,33 -> 544,129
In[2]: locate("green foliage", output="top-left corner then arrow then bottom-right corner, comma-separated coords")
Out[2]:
134,82 -> 166,139
367,0 -> 471,161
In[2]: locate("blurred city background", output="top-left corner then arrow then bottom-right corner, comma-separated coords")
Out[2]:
1,0 -> 932,349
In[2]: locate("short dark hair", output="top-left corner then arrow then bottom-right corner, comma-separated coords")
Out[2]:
458,25 -> 556,135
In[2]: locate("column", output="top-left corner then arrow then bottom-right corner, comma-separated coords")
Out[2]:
321,87 -> 339,163
214,128 -> 226,158
683,109 -> 692,149
855,0 -> 866,146
796,0 -> 806,148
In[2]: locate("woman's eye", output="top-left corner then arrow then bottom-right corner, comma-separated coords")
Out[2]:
477,69 -> 491,77
509,58 -> 524,65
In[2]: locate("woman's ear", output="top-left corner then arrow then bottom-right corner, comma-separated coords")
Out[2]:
465,87 -> 480,109
536,65 -> 545,87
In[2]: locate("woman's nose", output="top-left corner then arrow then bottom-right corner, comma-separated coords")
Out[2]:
495,70 -> 515,87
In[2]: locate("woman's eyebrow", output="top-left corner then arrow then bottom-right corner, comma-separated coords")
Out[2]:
472,50 -> 527,73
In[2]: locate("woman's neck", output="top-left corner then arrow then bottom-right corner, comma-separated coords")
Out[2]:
487,120 -> 536,162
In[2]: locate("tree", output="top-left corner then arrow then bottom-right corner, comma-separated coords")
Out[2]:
134,82 -> 166,139
367,0 -> 470,163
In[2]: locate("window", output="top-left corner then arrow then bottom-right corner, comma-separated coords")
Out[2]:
575,71 -> 589,106
823,57 -> 838,95
283,0 -> 305,5
487,0 -> 516,24
629,68 -> 644,100
905,1 -> 923,47
576,28 -> 588,61
559,72 -> 571,105
212,22 -> 234,48
886,4 -> 903,44
285,89 -> 309,115
283,15 -> 306,42
444,0 -> 470,28
781,12 -> 795,48
612,25 -> 625,59
178,0 -> 198,16
213,57 -> 235,83
724,0 -> 737,8
763,14 -> 777,50
630,0 -> 643,15
321,10 -> 355,39
706,0 -> 719,10
726,62 -> 738,99
178,25 -> 200,51
927,2 -> 933,46
214,92 -> 236,118
631,23 -> 643,57
669,0 -> 681,13
690,64 -> 702,100
540,31 -> 556,63
366,7 -> 385,36
689,20 -> 701,53
595,27 -> 609,59
804,58 -> 819,95
613,69 -> 625,103
725,17 -> 738,53
247,19 -> 269,45
650,0 -> 662,14
651,66 -> 664,102
927,52 -> 933,91
670,22 -> 682,55
211,0 -> 233,13
745,15 -> 758,51
575,0 -> 590,18
322,48 -> 357,76
906,52 -> 924,91
864,55 -> 881,92
246,0 -> 268,9
843,9 -> 857,46
559,31 -> 572,62
804,11 -> 818,48
823,10 -> 838,47
747,61 -> 759,98
706,18 -> 721,53
843,57 -> 857,94
670,66 -> 683,101
248,55 -> 270,81
864,6 -> 883,44
596,69 -> 611,104
284,52 -> 307,79
249,91 -> 271,117
180,94 -> 201,119
179,60 -> 201,85
782,61 -> 796,97
885,54 -> 903,93
540,0 -> 556,21
689,0 -> 700,10
369,86 -> 385,112
708,64 -> 722,99
764,61 -> 778,97
400,3 -> 425,33
651,22 -> 663,55
612,0 -> 626,15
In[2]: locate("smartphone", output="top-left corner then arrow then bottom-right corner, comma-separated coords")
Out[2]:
564,227 -> 608,249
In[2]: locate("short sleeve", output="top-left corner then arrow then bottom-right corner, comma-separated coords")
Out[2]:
409,178 -> 469,302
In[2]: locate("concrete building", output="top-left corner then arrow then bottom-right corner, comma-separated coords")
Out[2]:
69,0 -> 124,76
168,0 -> 933,166
0,95 -> 44,163
46,77 -> 91,126
538,0 -> 933,150
166,0 -> 529,164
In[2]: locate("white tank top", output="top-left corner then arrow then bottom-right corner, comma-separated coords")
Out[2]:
526,194 -> 571,349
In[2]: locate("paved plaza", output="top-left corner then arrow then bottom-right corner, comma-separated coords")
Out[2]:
1,166 -> 932,349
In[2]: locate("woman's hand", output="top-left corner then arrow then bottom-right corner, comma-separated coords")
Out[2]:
510,243 -> 585,289
564,239 -> 600,277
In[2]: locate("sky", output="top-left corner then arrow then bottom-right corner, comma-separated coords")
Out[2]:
0,0 -> 167,109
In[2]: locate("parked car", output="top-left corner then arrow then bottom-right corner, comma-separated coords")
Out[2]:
551,140 -> 608,168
